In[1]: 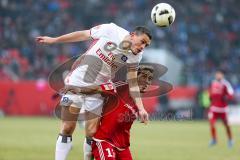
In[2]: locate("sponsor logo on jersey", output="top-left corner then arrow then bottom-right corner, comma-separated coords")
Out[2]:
124,103 -> 138,117
96,48 -> 118,69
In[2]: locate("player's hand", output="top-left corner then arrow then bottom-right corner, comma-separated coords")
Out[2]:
138,108 -> 149,125
36,36 -> 57,44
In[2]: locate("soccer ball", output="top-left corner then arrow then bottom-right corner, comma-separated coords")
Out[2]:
151,3 -> 176,27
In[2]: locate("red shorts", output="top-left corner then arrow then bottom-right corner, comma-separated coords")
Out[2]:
92,141 -> 133,160
208,111 -> 228,122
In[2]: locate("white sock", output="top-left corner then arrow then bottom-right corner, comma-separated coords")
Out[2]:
55,134 -> 72,160
83,137 -> 93,160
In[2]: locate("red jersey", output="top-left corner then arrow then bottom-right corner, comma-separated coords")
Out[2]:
93,84 -> 138,150
209,79 -> 234,113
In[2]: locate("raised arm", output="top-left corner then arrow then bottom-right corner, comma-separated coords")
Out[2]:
36,30 -> 91,44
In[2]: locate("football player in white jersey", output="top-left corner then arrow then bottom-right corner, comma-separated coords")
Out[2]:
36,23 -> 152,160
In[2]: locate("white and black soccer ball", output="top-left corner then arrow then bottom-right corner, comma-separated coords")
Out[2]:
151,3 -> 176,27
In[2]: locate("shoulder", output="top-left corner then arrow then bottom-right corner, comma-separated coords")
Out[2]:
222,79 -> 234,89
221,79 -> 232,89
109,23 -> 128,32
221,79 -> 231,85
97,23 -> 127,33
92,23 -> 128,40
108,23 -> 129,40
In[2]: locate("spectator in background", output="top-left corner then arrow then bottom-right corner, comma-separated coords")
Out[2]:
197,87 -> 210,119
0,0 -> 240,87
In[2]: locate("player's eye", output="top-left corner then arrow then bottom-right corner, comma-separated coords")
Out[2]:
142,40 -> 150,47
141,74 -> 147,78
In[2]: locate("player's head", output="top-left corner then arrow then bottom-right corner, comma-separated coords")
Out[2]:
129,26 -> 152,55
215,70 -> 224,81
137,65 -> 154,92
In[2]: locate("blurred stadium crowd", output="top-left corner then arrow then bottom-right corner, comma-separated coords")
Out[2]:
0,0 -> 239,89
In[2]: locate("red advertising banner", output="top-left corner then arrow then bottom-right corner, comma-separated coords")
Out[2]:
0,81 -> 197,115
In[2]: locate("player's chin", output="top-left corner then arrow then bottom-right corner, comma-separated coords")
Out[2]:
140,87 -> 147,93
132,48 -> 140,55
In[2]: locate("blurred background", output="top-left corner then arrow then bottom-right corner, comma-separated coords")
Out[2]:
1,0 -> 240,160
1,0 -> 239,120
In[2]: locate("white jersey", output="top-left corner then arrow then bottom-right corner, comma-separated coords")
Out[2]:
65,23 -> 143,87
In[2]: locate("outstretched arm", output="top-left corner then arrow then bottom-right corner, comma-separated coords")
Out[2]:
127,68 -> 149,124
36,30 -> 91,44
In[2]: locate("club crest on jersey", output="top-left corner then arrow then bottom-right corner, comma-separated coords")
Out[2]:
62,97 -> 69,103
121,55 -> 128,62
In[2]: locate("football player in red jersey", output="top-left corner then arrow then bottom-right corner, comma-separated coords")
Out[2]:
91,65 -> 154,160
208,70 -> 234,148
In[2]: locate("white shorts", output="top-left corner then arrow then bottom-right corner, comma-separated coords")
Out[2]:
60,92 -> 104,116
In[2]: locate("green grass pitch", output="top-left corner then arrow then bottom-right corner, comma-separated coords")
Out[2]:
0,117 -> 239,160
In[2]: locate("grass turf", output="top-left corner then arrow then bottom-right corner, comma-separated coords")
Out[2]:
0,117 -> 239,160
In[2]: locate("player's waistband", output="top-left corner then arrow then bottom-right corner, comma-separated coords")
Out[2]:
92,137 -> 126,151
210,106 -> 229,113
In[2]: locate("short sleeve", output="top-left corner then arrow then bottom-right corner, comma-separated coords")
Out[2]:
90,23 -> 113,39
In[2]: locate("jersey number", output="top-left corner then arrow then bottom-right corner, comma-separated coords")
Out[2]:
106,148 -> 114,158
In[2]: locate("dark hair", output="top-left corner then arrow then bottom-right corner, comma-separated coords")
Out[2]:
133,26 -> 152,40
138,65 -> 154,75
216,69 -> 225,74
